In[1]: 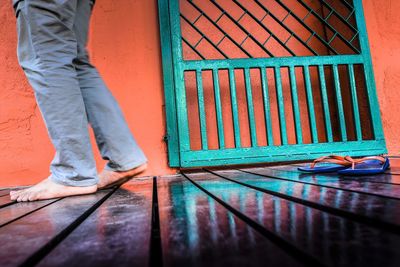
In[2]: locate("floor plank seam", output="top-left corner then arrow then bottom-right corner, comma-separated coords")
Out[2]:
182,171 -> 325,267
19,188 -> 118,267
0,201 -> 16,210
203,168 -> 400,235
150,176 -> 163,267
237,168 -> 400,201
0,198 -> 62,229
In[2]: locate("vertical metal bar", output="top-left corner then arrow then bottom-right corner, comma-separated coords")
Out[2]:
274,67 -> 288,145
260,68 -> 274,146
348,64 -> 363,141
229,68 -> 241,148
289,66 -> 303,144
318,66 -> 333,142
196,70 -> 208,150
212,69 -> 225,148
332,65 -> 348,141
244,68 -> 258,147
303,66 -> 318,143
157,0 -> 180,166
169,0 -> 191,159
353,0 -> 385,142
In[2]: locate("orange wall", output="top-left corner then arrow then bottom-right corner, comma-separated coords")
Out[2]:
0,0 -> 399,187
364,0 -> 400,155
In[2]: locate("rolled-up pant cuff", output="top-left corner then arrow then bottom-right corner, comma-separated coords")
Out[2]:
49,174 -> 98,187
104,158 -> 148,172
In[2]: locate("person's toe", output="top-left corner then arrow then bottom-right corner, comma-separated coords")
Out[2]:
17,191 -> 30,202
13,191 -> 26,201
10,189 -> 25,200
16,193 -> 24,202
20,192 -> 31,202
28,192 -> 39,202
10,191 -> 19,201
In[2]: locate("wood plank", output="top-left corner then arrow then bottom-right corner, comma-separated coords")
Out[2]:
38,179 -> 153,267
0,195 -> 14,209
0,190 -> 10,197
239,166 -> 400,200
185,171 -> 400,267
158,175 -> 302,267
0,190 -> 113,267
0,199 -> 59,228
208,168 -> 400,231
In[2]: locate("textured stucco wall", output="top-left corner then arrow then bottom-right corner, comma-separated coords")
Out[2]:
0,0 -> 399,187
363,0 -> 400,155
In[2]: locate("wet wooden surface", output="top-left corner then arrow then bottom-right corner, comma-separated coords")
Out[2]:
37,180 -> 153,267
207,169 -> 400,230
157,175 -> 303,267
240,166 -> 400,199
1,164 -> 400,267
0,195 -> 14,208
0,190 -> 11,197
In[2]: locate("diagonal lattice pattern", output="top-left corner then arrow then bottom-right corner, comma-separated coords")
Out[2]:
180,0 -> 360,60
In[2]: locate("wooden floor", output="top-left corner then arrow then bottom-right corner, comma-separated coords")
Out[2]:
1,163 -> 400,267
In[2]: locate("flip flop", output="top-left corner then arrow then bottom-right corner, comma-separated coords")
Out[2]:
338,156 -> 390,176
298,155 -> 352,173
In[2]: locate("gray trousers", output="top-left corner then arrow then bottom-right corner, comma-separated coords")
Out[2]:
13,0 -> 147,186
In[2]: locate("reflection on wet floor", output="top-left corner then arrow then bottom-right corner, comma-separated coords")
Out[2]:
158,177 -> 303,267
1,165 -> 400,267
167,171 -> 400,266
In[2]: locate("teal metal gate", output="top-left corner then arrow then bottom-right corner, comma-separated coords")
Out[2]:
158,0 -> 387,168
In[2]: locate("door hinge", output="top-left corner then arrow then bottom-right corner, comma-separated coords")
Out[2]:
163,135 -> 169,142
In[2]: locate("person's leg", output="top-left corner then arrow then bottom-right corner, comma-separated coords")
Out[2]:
10,0 -> 97,202
72,0 -> 148,188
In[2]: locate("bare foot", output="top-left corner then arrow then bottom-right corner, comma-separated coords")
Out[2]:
9,178 -> 97,202
98,163 -> 148,189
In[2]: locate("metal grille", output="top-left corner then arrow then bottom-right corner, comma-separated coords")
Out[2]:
180,0 -> 360,60
158,0 -> 386,168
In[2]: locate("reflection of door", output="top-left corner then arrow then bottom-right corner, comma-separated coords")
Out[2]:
158,0 -> 386,168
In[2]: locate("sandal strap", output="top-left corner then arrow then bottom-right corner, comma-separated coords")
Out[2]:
344,155 -> 386,169
311,155 -> 351,168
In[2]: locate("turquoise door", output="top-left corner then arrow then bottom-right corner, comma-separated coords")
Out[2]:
158,0 -> 387,168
